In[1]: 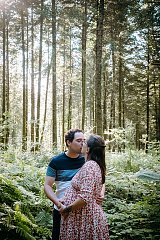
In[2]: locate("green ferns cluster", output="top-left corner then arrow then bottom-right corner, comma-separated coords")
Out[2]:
104,151 -> 160,240
0,150 -> 52,240
0,148 -> 160,239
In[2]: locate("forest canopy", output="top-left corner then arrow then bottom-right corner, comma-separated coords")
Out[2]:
0,0 -> 160,151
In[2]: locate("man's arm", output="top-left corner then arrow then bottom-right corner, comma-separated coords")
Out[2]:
44,176 -> 61,208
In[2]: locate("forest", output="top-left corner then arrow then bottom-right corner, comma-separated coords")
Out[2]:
0,0 -> 160,239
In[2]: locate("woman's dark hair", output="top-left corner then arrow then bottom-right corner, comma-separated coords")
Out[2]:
87,134 -> 106,184
65,129 -> 83,147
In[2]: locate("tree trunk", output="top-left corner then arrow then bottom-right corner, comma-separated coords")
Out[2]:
52,0 -> 57,147
6,16 -> 9,146
135,110 -> 140,149
103,71 -> 108,132
154,75 -> 160,141
158,77 -> 160,141
122,74 -> 125,151
67,27 -> 72,130
35,0 -> 44,151
109,16 -> 116,151
26,14 -> 29,149
118,38 -> 122,128
21,9 -> 27,151
81,0 -> 87,130
31,4 -> 35,151
122,76 -> 125,129
146,35 -> 150,152
1,6 -> 6,147
111,40 -> 116,129
95,0 -> 104,136
62,25 -> 66,150
40,29 -> 51,145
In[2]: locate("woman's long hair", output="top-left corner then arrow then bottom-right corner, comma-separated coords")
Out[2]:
87,134 -> 106,184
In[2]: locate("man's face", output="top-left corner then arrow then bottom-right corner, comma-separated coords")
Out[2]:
67,132 -> 85,154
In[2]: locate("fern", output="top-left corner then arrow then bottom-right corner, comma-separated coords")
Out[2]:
16,226 -> 37,240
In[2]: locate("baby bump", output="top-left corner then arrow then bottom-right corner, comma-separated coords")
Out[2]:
62,187 -> 78,205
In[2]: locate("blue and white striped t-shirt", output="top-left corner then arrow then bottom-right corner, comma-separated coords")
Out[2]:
46,152 -> 85,209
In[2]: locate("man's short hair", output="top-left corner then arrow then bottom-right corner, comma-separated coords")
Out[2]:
65,129 -> 83,147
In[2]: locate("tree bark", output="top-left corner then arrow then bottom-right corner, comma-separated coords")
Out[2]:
81,0 -> 87,130
118,38 -> 122,128
6,16 -> 9,146
52,0 -> 57,147
95,0 -> 104,136
62,25 -> 66,150
21,9 -> 27,151
158,77 -> 160,141
31,4 -> 35,151
40,29 -> 51,145
36,0 -> 44,151
103,71 -> 108,132
67,27 -> 72,130
146,32 -> 150,152
1,6 -> 6,147
26,14 -> 29,149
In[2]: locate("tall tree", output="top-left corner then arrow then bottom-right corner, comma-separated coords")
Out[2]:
95,0 -> 104,135
158,76 -> 160,141
21,8 -> 27,151
103,68 -> 108,132
5,11 -> 10,147
67,26 -> 73,130
146,33 -> 150,151
40,29 -> 51,146
26,14 -> 29,149
118,37 -> 123,128
52,0 -> 57,147
62,24 -> 66,150
81,0 -> 87,130
35,0 -> 44,150
31,4 -> 35,151
1,5 -> 6,147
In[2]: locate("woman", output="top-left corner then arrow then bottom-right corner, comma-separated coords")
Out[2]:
59,134 -> 110,240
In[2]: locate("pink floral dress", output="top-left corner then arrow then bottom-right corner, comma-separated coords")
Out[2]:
60,160 -> 110,240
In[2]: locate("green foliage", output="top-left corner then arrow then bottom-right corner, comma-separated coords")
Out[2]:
1,147 -> 159,239
104,151 -> 160,240
0,149 -> 53,240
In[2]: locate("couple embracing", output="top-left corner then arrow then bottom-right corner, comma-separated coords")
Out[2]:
44,129 -> 110,240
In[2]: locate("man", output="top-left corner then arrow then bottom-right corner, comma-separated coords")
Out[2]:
44,128 -> 105,240
44,129 -> 85,240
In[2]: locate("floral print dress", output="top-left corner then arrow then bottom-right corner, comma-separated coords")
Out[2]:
60,160 -> 110,240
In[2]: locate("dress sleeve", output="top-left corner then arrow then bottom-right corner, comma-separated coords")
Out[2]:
77,161 -> 100,203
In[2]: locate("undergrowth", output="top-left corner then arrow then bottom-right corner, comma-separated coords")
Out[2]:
0,148 -> 159,239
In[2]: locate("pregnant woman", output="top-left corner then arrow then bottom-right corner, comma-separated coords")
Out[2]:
59,134 -> 110,240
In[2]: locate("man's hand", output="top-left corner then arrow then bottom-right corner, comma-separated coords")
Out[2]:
59,204 -> 71,220
58,203 -> 66,213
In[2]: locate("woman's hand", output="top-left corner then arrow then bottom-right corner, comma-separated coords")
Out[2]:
96,193 -> 105,205
96,184 -> 105,205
